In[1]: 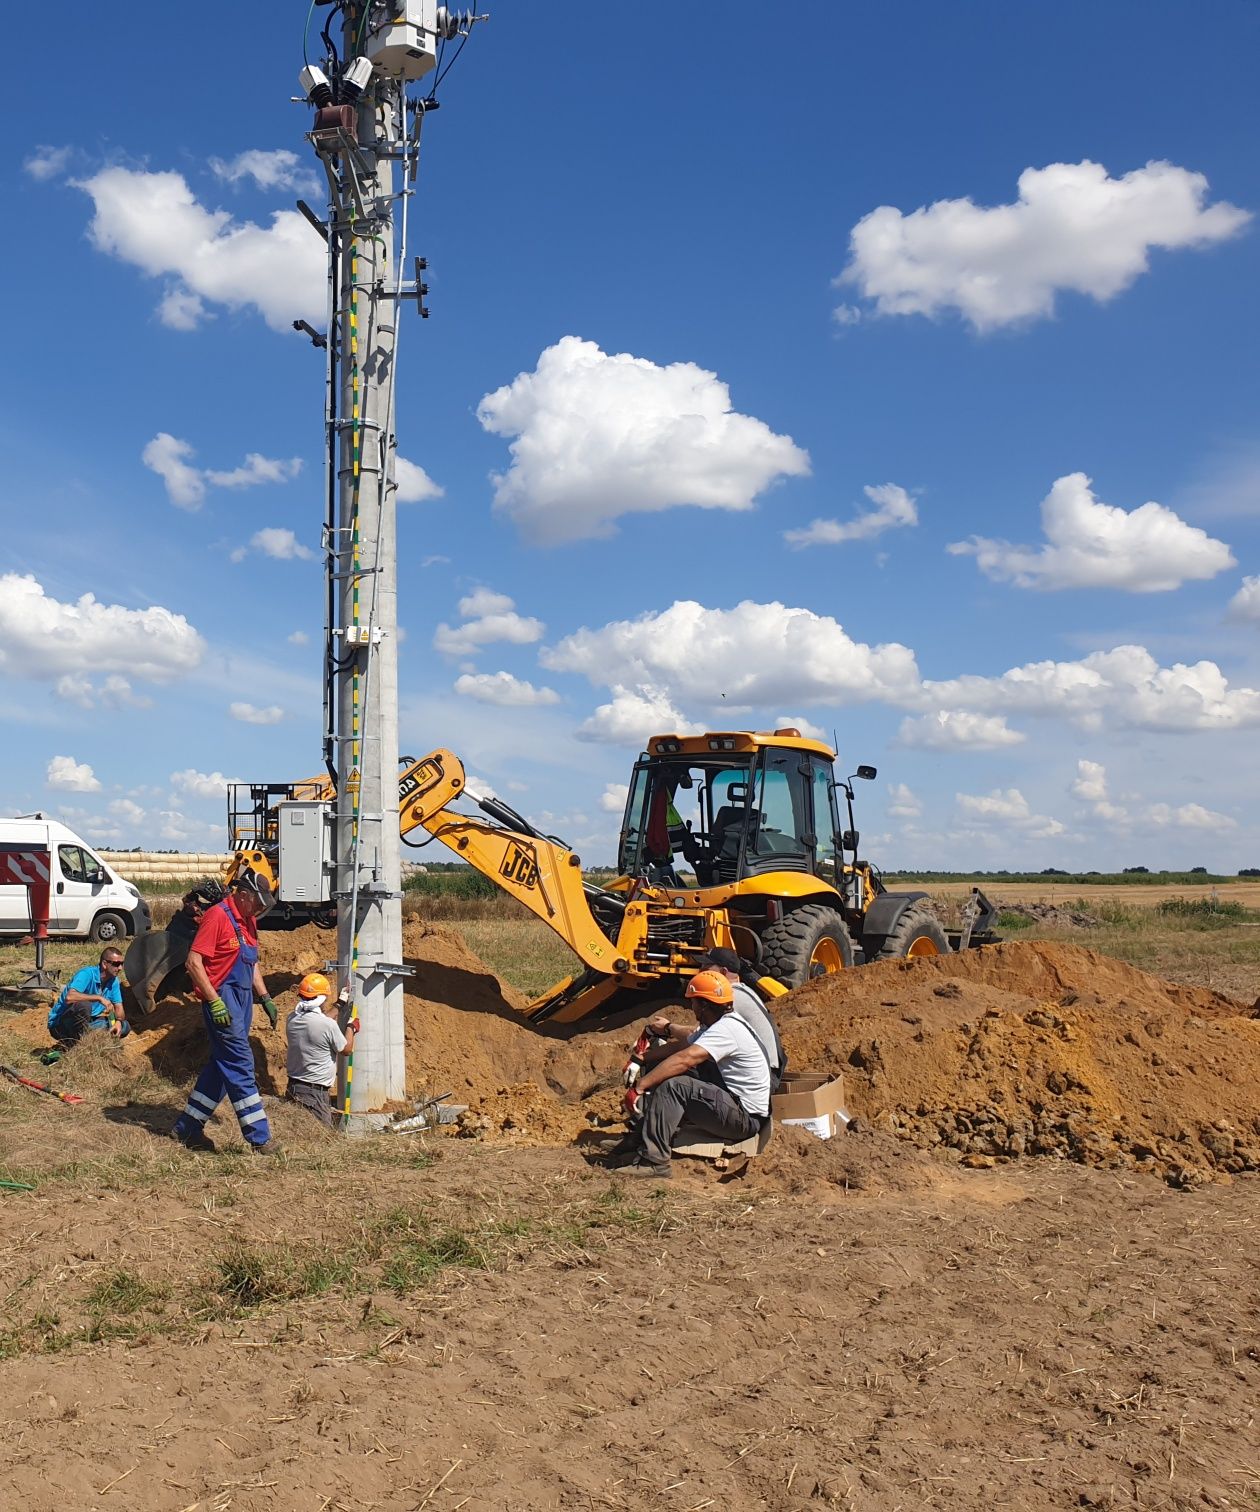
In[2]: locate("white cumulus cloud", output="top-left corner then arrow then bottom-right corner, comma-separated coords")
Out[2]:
956,788 -> 1064,838
923,645 -> 1260,734
209,148 -> 319,195
156,286 -> 210,331
288,631 -> 310,646
1147,802 -> 1235,831
477,336 -> 810,544
1069,759 -> 1127,823
47,755 -> 101,793
887,782 -> 922,818
545,600 -> 921,714
237,528 -> 316,563
1071,760 -> 1108,803
785,483 -> 918,549
0,574 -> 203,684
838,160 -> 1250,332
600,782 -> 630,814
896,711 -> 1025,751
143,432 -> 301,512
142,433 -> 207,509
229,702 -> 284,725
949,473 -> 1235,592
577,686 -> 703,746
75,166 -> 325,332
23,145 -> 73,181
394,457 -> 444,503
434,590 -> 543,658
108,798 -> 146,827
54,674 -> 150,711
170,768 -> 236,800
453,672 -> 561,707
1226,575 -> 1260,623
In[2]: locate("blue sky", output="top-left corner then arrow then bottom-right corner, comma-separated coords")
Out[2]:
3,1 -> 1258,870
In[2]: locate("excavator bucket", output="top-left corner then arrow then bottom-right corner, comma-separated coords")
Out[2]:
123,930 -> 193,1017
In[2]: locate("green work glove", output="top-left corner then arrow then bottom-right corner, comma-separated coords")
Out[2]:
261,996 -> 278,1030
208,997 -> 230,1029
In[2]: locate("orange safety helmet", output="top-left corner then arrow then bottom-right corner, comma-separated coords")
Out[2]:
685,969 -> 734,1007
298,972 -> 332,999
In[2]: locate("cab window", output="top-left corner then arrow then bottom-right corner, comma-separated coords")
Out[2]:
812,761 -> 839,877
58,845 -> 90,883
750,753 -> 809,860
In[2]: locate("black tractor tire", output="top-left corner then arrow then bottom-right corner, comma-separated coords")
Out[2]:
760,903 -> 855,990
875,906 -> 950,961
90,911 -> 128,944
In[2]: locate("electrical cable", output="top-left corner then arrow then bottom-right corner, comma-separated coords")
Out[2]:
303,0 -> 317,66
320,0 -> 344,69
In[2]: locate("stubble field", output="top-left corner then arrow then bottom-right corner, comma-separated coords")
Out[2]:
0,889 -> 1258,1510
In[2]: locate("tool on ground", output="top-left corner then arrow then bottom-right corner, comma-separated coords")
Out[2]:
386,1092 -> 458,1133
0,1064 -> 84,1105
0,1178 -> 36,1192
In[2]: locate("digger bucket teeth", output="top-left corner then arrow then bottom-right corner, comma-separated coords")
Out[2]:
123,931 -> 193,1017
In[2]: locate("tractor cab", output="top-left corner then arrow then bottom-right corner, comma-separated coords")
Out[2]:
618,730 -> 846,890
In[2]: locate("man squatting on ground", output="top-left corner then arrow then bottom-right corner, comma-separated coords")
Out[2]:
285,972 -> 358,1126
618,968 -> 772,1179
47,947 -> 129,1045
171,869 -> 280,1154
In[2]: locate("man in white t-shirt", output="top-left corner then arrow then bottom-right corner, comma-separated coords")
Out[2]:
284,972 -> 357,1127
619,970 -> 771,1179
695,947 -> 787,1089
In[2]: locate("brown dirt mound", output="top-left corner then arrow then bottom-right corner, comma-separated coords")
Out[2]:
777,940 -> 1260,1185
8,933 -> 1258,1187
0,921 -> 634,1142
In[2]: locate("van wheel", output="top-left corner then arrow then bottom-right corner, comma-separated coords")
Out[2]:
91,912 -> 128,944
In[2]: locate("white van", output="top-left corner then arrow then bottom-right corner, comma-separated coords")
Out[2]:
0,816 -> 151,944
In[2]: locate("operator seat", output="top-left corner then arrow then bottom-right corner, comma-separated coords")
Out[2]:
705,806 -> 761,885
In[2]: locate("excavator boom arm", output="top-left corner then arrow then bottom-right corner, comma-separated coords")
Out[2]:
398,750 -> 620,972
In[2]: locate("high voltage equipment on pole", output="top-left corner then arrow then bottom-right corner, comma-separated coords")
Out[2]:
295,2 -> 485,1123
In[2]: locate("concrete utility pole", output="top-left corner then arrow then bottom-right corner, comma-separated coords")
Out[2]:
299,3 -> 484,1120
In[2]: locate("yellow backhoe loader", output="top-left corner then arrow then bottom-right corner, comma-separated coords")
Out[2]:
126,728 -> 995,1023
397,728 -> 996,1023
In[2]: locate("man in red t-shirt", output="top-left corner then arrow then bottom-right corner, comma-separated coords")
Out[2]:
171,869 -> 281,1153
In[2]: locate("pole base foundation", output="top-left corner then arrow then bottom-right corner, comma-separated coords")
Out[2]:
337,1111 -> 392,1137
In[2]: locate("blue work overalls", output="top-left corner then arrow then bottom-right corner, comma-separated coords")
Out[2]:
173,903 -> 271,1147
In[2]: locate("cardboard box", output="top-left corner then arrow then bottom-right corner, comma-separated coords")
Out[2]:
772,1072 -> 848,1141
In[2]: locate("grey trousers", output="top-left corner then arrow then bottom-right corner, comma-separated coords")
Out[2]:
639,1073 -> 759,1167
285,1078 -> 333,1126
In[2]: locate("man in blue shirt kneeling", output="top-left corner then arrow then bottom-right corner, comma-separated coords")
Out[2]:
48,948 -> 130,1045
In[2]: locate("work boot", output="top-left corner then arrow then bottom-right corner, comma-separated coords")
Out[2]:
171,1129 -> 216,1153
599,1136 -> 644,1169
249,1139 -> 283,1156
618,1159 -> 672,1180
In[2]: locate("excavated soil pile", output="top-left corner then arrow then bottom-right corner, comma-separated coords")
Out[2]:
7,933 -> 1259,1185
2,921 -> 630,1142
776,940 -> 1260,1186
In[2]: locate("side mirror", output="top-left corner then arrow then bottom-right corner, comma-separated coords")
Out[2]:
841,829 -> 859,851
91,868 -> 107,885
856,765 -> 877,781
